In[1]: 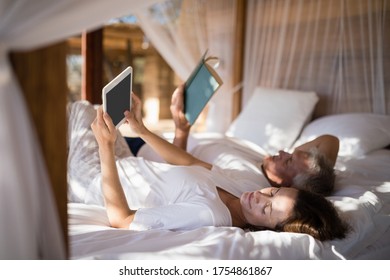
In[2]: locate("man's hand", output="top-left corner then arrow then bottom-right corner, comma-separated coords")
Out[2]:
170,84 -> 191,150
295,134 -> 340,167
171,84 -> 191,133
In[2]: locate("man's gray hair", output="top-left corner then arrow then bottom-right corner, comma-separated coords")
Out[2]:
292,148 -> 335,196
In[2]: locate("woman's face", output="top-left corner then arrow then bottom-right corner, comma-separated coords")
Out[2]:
240,187 -> 297,229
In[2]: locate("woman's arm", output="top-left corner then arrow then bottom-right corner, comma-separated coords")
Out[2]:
295,134 -> 340,167
91,107 -> 136,229
124,93 -> 212,170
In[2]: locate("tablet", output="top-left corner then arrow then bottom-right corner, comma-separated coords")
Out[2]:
102,66 -> 132,127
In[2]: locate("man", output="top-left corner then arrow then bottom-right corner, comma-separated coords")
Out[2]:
128,85 -> 339,196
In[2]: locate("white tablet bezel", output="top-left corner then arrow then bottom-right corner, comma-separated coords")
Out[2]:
102,66 -> 132,128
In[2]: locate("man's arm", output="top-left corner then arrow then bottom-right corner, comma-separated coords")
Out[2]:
295,134 -> 340,167
91,107 -> 136,229
125,93 -> 212,170
170,84 -> 191,150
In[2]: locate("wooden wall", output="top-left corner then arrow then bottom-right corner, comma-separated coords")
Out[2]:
10,42 -> 68,257
232,0 -> 246,119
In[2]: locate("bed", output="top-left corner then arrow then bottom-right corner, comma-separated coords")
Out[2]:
67,87 -> 390,260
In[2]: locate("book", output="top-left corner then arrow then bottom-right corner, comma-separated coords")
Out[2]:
184,49 -> 223,125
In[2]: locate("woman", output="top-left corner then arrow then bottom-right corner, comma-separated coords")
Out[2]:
85,92 -> 349,241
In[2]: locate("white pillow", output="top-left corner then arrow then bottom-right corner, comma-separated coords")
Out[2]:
293,113 -> 390,157
225,87 -> 319,154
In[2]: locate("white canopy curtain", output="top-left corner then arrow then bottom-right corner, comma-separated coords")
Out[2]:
136,0 -> 239,132
243,0 -> 389,116
0,0 -> 157,259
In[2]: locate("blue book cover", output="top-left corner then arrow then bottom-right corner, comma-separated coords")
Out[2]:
184,50 -> 223,125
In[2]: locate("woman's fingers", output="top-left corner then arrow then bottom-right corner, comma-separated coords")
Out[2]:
131,92 -> 144,121
91,106 -> 117,144
103,110 -> 115,133
91,106 -> 102,130
123,92 -> 148,136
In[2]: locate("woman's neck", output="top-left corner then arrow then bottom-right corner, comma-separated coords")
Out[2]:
216,187 -> 247,228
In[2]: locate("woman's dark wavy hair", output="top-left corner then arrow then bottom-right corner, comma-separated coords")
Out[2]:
275,189 -> 351,241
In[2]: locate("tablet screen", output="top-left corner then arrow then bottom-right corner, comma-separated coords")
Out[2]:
104,71 -> 132,127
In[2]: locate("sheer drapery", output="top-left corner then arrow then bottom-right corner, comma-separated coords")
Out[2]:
243,0 -> 389,116
136,0 -> 239,132
0,0 -> 157,259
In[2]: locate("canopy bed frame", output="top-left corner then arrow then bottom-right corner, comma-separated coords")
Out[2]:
3,0 -> 389,260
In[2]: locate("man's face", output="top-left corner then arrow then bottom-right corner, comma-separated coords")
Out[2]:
262,150 -> 311,187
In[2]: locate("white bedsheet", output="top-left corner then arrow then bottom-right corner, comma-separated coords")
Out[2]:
68,135 -> 390,260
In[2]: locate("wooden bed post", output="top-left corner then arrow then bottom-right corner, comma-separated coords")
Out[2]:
10,42 -> 69,258
231,0 -> 247,121
82,28 -> 103,104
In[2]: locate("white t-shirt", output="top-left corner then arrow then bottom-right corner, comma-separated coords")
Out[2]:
85,157 -> 233,231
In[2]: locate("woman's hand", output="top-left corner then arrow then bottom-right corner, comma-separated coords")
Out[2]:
91,106 -> 117,151
170,84 -> 191,134
124,92 -> 148,136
